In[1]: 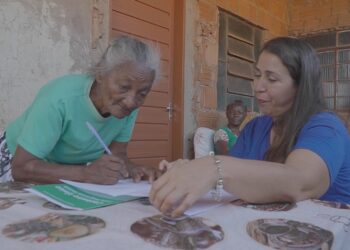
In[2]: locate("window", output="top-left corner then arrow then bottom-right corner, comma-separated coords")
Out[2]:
217,11 -> 263,112
301,31 -> 350,111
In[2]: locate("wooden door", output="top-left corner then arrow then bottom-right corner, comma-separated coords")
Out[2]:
110,0 -> 181,167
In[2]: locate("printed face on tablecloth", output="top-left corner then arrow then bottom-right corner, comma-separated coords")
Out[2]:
0,182 -> 32,193
42,201 -> 69,210
131,214 -> 224,249
317,213 -> 350,233
2,213 -> 105,243
247,218 -> 333,249
312,199 -> 350,210
231,199 -> 296,211
0,197 -> 26,210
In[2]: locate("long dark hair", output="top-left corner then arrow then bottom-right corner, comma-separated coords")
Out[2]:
262,37 -> 325,163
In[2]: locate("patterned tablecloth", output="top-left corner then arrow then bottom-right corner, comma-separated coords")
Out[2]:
0,182 -> 349,250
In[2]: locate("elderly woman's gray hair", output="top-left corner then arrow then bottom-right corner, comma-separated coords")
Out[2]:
90,35 -> 160,80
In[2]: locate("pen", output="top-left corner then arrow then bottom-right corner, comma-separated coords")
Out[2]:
86,121 -> 112,155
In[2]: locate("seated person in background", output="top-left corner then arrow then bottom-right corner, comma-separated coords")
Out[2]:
150,37 -> 350,218
0,35 -> 162,185
214,100 -> 247,155
193,127 -> 215,159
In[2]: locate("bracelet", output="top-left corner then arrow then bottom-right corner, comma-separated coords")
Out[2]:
209,151 -> 224,202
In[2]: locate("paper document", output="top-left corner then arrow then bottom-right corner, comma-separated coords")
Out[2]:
185,190 -> 238,216
62,179 -> 151,197
61,179 -> 238,215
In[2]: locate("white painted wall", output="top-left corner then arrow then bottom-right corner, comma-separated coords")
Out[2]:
0,0 -> 108,130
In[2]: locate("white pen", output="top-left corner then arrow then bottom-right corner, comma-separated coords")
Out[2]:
86,121 -> 112,155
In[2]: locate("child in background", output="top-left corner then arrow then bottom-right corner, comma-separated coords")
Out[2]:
214,100 -> 247,155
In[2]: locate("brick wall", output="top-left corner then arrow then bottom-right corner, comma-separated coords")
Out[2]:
192,0 -> 350,133
192,0 -> 289,129
217,0 -> 289,38
289,0 -> 350,36
186,0 -> 349,157
289,0 -> 350,133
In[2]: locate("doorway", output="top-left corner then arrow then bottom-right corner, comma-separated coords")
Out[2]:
110,0 -> 184,166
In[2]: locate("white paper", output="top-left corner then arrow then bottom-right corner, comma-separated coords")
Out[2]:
61,179 -> 238,216
61,179 -> 151,197
185,190 -> 238,216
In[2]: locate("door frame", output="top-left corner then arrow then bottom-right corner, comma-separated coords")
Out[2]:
171,0 -> 185,160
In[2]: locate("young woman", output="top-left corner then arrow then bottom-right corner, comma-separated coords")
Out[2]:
150,37 -> 350,217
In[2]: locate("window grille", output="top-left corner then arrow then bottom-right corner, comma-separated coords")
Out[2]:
300,31 -> 350,111
217,11 -> 263,112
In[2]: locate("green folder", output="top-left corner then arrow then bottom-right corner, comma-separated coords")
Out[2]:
30,183 -> 140,210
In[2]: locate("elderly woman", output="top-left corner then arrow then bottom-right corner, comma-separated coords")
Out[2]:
150,37 -> 350,217
0,35 -> 161,184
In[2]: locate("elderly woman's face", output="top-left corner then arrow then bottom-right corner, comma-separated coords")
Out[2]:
253,51 -> 297,119
96,62 -> 154,118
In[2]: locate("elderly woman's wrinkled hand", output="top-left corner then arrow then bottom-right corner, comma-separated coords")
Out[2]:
127,164 -> 166,183
84,155 -> 129,184
128,158 -> 189,183
149,157 -> 217,218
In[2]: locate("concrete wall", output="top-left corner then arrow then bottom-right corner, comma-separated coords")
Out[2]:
0,0 -> 109,130
183,0 -> 198,158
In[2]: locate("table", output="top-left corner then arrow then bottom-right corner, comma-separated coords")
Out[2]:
0,182 -> 349,250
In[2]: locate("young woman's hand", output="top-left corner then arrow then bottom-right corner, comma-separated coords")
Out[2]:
149,157 -> 217,218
